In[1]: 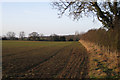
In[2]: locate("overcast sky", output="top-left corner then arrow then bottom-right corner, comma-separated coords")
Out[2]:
2,2 -> 102,37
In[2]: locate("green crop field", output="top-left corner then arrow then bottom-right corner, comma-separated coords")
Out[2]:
2,41 -> 88,79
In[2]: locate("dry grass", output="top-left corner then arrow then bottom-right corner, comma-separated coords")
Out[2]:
79,40 -> 119,78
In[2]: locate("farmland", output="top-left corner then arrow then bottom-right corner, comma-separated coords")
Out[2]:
2,41 -> 88,79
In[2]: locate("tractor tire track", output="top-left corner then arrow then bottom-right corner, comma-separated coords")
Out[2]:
57,44 -> 89,78
26,44 -> 73,74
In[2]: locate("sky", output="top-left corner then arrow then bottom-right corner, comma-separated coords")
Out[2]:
1,2 -> 102,37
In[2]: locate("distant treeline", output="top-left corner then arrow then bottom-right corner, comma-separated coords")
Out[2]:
2,28 -> 119,51
1,31 -> 83,41
80,28 -> 118,52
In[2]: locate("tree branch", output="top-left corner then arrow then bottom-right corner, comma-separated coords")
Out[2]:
108,2 -> 114,14
61,2 -> 75,15
92,2 -> 110,26
113,0 -> 118,16
97,15 -> 108,28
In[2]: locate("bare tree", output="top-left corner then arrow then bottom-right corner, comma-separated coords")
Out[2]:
75,31 -> 80,41
39,33 -> 44,40
50,34 -> 60,41
52,0 -> 120,29
75,31 -> 79,35
19,31 -> 25,40
52,0 -> 120,51
29,32 -> 39,41
6,32 -> 16,40
39,33 -> 44,37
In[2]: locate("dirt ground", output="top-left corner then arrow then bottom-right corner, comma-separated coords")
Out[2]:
2,41 -> 89,79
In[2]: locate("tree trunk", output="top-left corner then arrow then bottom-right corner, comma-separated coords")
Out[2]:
114,16 -> 120,77
117,19 -> 120,77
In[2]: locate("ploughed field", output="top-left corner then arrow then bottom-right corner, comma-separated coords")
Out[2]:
2,41 -> 88,78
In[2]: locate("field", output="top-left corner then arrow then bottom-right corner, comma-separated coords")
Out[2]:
2,41 -> 88,79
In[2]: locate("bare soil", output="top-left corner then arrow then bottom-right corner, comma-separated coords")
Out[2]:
2,41 -> 89,79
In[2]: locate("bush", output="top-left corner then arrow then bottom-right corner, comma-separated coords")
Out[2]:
81,28 -> 118,52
